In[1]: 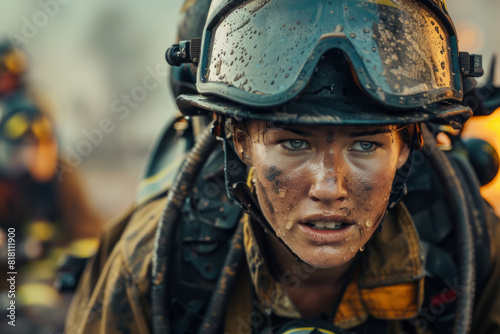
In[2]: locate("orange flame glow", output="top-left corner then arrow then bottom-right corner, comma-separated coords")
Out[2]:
462,109 -> 500,216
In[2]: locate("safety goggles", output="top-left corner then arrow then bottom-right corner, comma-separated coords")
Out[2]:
197,0 -> 462,109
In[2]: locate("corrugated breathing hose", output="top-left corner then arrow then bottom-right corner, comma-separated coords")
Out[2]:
151,125 -> 218,334
421,125 -> 475,334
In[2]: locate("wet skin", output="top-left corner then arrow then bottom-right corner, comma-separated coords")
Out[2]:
235,121 -> 410,270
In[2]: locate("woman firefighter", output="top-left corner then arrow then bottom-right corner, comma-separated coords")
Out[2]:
66,0 -> 500,333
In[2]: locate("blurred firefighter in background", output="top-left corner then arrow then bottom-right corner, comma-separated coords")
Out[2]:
0,40 -> 102,333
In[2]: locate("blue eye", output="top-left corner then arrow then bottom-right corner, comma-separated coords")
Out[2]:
290,140 -> 306,148
281,139 -> 309,151
352,141 -> 375,151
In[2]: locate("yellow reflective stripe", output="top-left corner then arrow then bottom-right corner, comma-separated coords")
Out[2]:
360,281 -> 422,319
32,116 -> 53,141
138,153 -> 186,187
181,0 -> 198,13
27,221 -> 57,242
246,165 -> 255,189
4,113 -> 29,139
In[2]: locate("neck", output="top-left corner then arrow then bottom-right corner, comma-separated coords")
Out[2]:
264,231 -> 356,287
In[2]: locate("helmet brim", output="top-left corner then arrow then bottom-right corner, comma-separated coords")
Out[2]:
177,94 -> 472,126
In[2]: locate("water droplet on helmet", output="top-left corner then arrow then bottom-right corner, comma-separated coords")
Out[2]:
350,33 -> 356,38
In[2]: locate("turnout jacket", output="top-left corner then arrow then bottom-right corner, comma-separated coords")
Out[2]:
65,194 -> 500,333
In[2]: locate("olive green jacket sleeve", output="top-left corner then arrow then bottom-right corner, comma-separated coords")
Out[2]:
65,197 -> 167,334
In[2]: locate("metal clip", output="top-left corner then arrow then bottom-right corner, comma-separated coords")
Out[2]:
165,38 -> 202,66
460,52 -> 484,78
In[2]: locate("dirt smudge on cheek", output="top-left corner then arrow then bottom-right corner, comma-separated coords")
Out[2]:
273,179 -> 281,194
257,178 -> 276,216
348,173 -> 378,213
363,185 -> 374,191
265,166 -> 293,195
265,166 -> 282,182
287,194 -> 299,212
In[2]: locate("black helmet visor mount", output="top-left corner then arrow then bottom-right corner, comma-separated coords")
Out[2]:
197,0 -> 462,110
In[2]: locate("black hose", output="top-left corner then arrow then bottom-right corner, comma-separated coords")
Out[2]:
421,126 -> 475,334
198,219 -> 245,334
151,125 -> 218,334
448,151 -> 493,289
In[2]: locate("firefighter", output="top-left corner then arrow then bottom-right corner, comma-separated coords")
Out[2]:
66,1 -> 500,333
0,41 -> 101,333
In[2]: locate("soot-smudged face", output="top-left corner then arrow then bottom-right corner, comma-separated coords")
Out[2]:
235,121 -> 410,269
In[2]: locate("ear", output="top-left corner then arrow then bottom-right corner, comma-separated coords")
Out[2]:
233,130 -> 252,166
397,143 -> 411,169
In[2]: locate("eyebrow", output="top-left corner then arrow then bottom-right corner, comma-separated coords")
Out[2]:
273,126 -> 315,137
348,129 -> 393,137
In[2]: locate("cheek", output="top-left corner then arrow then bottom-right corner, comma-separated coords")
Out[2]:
347,160 -> 397,213
254,163 -> 304,221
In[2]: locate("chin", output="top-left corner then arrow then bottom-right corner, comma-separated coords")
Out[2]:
296,248 -> 356,269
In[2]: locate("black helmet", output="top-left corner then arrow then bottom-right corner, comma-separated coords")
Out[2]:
174,0 -> 483,127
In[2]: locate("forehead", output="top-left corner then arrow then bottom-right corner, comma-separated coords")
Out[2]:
246,120 -> 395,135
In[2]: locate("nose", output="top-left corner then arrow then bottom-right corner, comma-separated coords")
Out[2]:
307,156 -> 348,203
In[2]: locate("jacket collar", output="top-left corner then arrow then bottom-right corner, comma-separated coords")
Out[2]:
242,203 -> 425,329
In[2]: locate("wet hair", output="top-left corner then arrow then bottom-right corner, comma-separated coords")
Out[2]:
231,118 -> 420,151
395,123 -> 422,149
